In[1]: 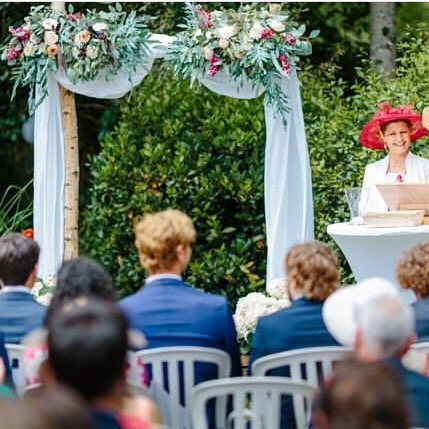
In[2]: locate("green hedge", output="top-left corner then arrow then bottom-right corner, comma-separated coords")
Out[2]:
80,70 -> 266,305
81,27 -> 429,305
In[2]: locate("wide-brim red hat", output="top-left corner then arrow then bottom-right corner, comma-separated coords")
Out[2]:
360,102 -> 428,150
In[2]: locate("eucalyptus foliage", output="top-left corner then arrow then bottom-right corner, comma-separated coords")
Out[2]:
1,3 -> 152,112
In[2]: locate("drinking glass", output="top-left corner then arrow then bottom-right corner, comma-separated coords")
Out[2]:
344,187 -> 366,225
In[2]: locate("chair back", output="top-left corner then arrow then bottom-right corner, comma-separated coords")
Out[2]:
410,342 -> 429,353
136,346 -> 231,429
190,376 -> 316,429
251,346 -> 352,388
5,343 -> 25,395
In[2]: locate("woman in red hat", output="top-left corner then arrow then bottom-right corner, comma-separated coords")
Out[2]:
360,102 -> 429,212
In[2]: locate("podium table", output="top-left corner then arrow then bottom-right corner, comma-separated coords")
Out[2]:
327,222 -> 429,304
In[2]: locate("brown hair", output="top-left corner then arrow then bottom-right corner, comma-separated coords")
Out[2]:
286,242 -> 338,301
380,119 -> 411,134
134,209 -> 196,272
397,240 -> 429,298
317,359 -> 409,429
0,232 -> 40,285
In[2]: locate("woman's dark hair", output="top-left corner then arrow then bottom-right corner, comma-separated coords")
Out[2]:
46,257 -> 117,324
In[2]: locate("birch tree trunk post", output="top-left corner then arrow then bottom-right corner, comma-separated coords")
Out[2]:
52,1 -> 80,260
370,2 -> 396,78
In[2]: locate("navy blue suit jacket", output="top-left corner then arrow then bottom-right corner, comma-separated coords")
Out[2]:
0,290 -> 47,344
385,358 -> 429,428
413,295 -> 429,342
249,297 -> 339,429
119,278 -> 242,380
249,297 -> 339,371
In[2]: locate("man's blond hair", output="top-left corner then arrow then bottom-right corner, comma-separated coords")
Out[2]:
134,209 -> 196,272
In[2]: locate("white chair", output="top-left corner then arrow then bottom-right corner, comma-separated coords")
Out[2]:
190,376 -> 317,429
410,342 -> 429,353
5,343 -> 25,395
251,346 -> 352,389
136,346 -> 231,429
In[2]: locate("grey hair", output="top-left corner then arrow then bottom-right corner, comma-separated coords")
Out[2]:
354,295 -> 415,357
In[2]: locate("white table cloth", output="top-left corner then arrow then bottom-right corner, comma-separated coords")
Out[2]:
327,222 -> 429,304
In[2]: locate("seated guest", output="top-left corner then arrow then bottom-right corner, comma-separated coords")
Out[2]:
0,232 -> 46,344
24,257 -> 161,426
249,241 -> 340,371
42,298 -> 154,429
0,386 -> 95,429
119,209 -> 241,379
323,278 -> 429,428
313,359 -> 409,429
396,240 -> 429,341
249,241 -> 339,429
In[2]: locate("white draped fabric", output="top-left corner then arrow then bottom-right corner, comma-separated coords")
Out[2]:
34,34 -> 314,284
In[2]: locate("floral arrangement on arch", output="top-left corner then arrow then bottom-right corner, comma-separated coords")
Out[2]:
1,3 -> 152,112
234,277 -> 290,354
169,3 -> 319,125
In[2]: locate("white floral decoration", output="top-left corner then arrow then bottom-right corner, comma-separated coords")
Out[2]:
32,273 -> 56,306
234,278 -> 290,353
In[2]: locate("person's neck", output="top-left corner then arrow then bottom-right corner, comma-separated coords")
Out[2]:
91,384 -> 124,414
388,153 -> 408,173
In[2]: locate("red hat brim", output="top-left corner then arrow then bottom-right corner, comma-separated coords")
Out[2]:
360,112 -> 428,150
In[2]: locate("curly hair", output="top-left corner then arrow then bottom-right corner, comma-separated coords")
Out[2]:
134,209 -> 196,272
286,241 -> 338,301
396,240 -> 429,298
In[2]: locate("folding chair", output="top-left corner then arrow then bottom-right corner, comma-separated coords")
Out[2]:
251,346 -> 352,389
136,346 -> 231,429
190,376 -> 316,429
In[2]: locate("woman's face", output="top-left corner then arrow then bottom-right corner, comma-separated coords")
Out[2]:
382,120 -> 411,156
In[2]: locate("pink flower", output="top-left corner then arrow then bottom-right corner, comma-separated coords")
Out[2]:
67,12 -> 81,22
396,174 -> 404,183
208,54 -> 219,76
277,54 -> 292,73
9,26 -> 30,42
196,6 -> 212,28
6,46 -> 23,61
285,33 -> 297,45
261,28 -> 275,39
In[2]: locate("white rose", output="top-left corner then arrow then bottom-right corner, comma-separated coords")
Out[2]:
86,45 -> 98,59
206,31 -> 214,40
216,25 -> 237,40
92,22 -> 108,32
249,22 -> 264,40
201,46 -> 214,60
42,18 -> 58,30
194,28 -> 202,38
268,19 -> 285,32
218,38 -> 229,49
44,30 -> 58,46
72,47 -> 80,59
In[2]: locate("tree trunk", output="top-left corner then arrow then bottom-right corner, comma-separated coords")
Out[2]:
61,85 -> 79,260
370,2 -> 396,78
52,1 -> 80,260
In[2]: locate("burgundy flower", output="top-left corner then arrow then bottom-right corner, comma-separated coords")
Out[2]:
277,54 -> 292,73
261,28 -> 275,39
208,54 -> 219,76
6,46 -> 23,61
9,26 -> 30,42
285,33 -> 297,45
67,12 -> 81,22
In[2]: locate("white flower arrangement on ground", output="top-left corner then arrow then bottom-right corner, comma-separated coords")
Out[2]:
169,3 -> 319,126
32,273 -> 56,306
1,3 -> 152,112
234,277 -> 290,354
